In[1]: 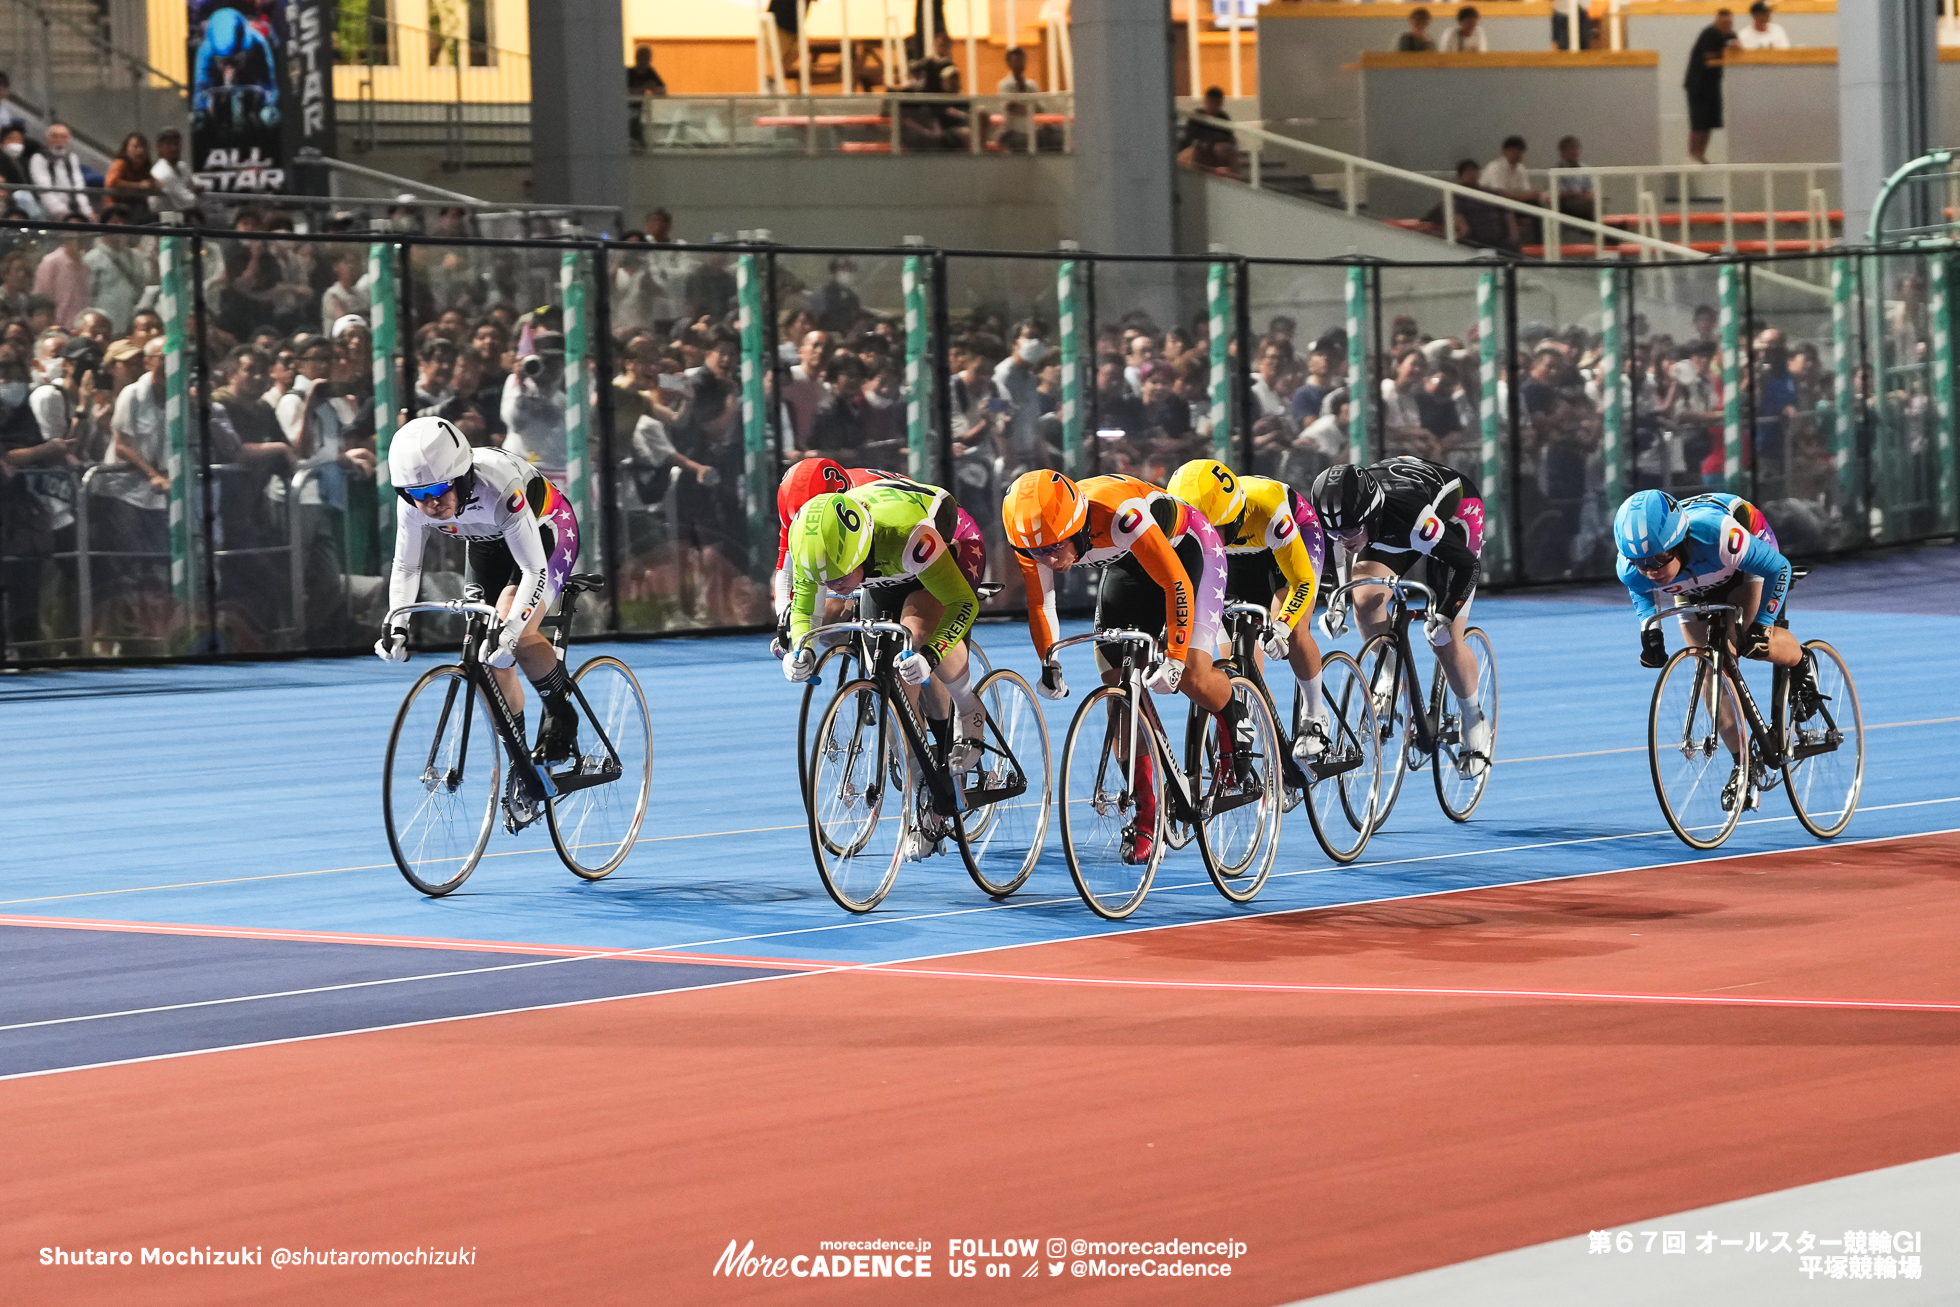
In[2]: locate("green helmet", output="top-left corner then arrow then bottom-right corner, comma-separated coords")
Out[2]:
790,491 -> 874,583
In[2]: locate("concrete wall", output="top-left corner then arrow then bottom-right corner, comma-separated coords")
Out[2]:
1625,4 -> 1838,163
629,153 -> 1077,248
1175,167 -> 1481,261
1358,58 -> 1659,176
1725,61 -> 1843,165
1257,3 -> 1557,156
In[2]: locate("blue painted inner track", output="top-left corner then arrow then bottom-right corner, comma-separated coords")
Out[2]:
5,545 -> 1956,1074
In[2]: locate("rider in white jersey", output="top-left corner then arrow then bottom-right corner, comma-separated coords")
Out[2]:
376,417 -> 584,769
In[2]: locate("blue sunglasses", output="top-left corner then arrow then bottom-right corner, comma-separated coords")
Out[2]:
403,480 -> 454,502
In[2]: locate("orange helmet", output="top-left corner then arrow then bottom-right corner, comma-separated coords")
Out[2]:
1001,470 -> 1088,549
778,458 -> 850,525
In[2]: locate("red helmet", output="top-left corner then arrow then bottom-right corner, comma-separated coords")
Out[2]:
778,458 -> 851,525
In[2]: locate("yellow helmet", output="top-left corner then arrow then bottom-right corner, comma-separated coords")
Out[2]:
1166,459 -> 1247,530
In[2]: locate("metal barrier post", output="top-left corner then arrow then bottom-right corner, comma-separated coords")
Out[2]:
1719,264 -> 1743,494
561,247 -> 597,571
737,252 -> 771,554
1599,265 -> 1625,512
1344,265 -> 1371,466
1932,254 -> 1958,533
158,235 -> 195,618
1058,257 -> 1084,478
1206,257 -> 1232,464
369,242 -> 400,564
902,252 -> 932,482
1830,256 -> 1859,540
1477,268 -> 1507,584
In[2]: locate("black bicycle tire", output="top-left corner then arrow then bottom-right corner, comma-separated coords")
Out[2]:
1430,626 -> 1498,823
382,663 -> 498,897
1357,633 -> 1411,829
1782,639 -> 1863,840
1059,683 -> 1165,920
949,668 -> 1050,898
1302,650 -> 1378,864
1192,675 -> 1282,903
1648,647 -> 1746,851
545,656 -> 653,880
806,677 -> 908,912
796,641 -> 860,814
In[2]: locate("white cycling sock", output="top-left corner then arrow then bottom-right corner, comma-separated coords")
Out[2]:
1456,691 -> 1483,724
1299,671 -> 1325,723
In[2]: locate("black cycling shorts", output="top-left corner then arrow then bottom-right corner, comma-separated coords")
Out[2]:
1225,549 -> 1286,604
859,578 -> 922,623
1094,533 -> 1205,643
462,521 -> 572,602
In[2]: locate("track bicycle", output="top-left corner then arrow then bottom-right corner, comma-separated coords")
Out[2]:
798,616 -> 1048,913
1643,599 -> 1863,850
1219,602 -> 1382,863
1324,577 -> 1499,827
795,584 -> 999,808
381,574 -> 653,896
1052,628 -> 1283,919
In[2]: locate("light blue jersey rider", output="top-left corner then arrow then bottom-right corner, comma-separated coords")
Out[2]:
1616,491 -> 1792,633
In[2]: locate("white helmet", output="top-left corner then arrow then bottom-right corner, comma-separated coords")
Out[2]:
389,416 -> 472,499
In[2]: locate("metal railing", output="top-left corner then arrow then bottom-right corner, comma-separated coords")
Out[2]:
637,92 -> 1071,155
1535,163 -> 1844,257
0,0 -> 189,143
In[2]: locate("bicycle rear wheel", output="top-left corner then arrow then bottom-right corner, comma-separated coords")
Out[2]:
546,656 -> 653,879
1431,627 -> 1498,822
807,678 -> 911,911
1649,648 -> 1748,850
383,665 -> 500,897
1782,640 -> 1863,839
1188,677 -> 1283,904
952,668 -> 1051,898
1060,685 -> 1166,919
1357,634 -> 1411,829
796,640 -> 860,811
1302,651 -> 1381,864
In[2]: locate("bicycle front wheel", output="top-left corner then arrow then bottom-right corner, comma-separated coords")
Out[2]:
1188,677 -> 1283,904
1357,634 -> 1411,829
1782,640 -> 1863,839
796,639 -> 860,811
953,668 -> 1051,898
383,664 -> 500,896
1431,626 -> 1499,822
1060,685 -> 1165,919
547,656 -> 654,879
1649,648 -> 1748,850
1302,651 -> 1382,864
807,678 -> 911,912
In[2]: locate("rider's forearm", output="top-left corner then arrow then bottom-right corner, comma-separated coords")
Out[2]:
917,551 -> 978,662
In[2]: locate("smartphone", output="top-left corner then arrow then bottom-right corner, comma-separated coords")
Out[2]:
657,374 -> 689,393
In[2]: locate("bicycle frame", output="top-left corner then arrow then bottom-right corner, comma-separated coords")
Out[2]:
1642,603 -> 1843,772
1325,577 -> 1443,757
1046,628 -> 1205,829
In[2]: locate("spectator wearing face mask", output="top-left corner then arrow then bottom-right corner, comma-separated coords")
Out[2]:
806,259 -> 862,335
0,125 -> 41,219
29,123 -> 93,223
991,320 -> 1052,472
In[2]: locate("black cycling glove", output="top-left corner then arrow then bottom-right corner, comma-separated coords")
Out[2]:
1739,624 -> 1773,661
1638,628 -> 1666,669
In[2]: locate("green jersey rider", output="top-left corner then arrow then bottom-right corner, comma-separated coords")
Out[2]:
781,481 -> 986,778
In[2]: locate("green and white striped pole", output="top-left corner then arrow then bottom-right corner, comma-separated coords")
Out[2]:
369,243 -> 399,559
1057,259 -> 1084,477
1345,265 -> 1370,466
903,254 -> 931,483
1477,269 -> 1506,584
1599,266 -> 1625,513
1207,259 -> 1232,464
560,249 -> 596,572
737,253 -> 770,547
158,235 -> 195,615
1931,255 -> 1958,533
1830,257 -> 1858,540
1719,264 -> 1743,494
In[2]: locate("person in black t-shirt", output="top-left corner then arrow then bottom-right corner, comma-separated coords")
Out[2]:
1178,86 -> 1238,176
1684,10 -> 1738,164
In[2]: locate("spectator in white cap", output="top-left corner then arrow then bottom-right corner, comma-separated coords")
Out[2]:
321,250 -> 371,335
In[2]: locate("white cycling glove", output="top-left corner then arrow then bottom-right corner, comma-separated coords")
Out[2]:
1260,623 -> 1290,662
1425,614 -> 1454,649
483,617 -> 524,669
374,627 -> 409,663
1145,659 -> 1184,696
896,649 -> 933,687
784,648 -> 817,683
1320,606 -> 1348,640
1037,661 -> 1069,700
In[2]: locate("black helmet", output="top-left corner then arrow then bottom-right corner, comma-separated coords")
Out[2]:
1311,463 -> 1383,536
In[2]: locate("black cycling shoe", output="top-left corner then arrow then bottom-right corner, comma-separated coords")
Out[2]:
503,766 -> 543,832
1720,764 -> 1759,814
1792,657 -> 1829,723
534,700 -> 580,765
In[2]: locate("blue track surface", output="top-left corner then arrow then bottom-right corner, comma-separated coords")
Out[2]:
8,548 -> 1957,984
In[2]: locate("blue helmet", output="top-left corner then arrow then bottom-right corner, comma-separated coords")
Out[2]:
1613,490 -> 1687,561
206,7 -> 248,58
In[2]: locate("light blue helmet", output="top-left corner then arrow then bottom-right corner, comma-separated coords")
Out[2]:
1613,490 -> 1687,561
